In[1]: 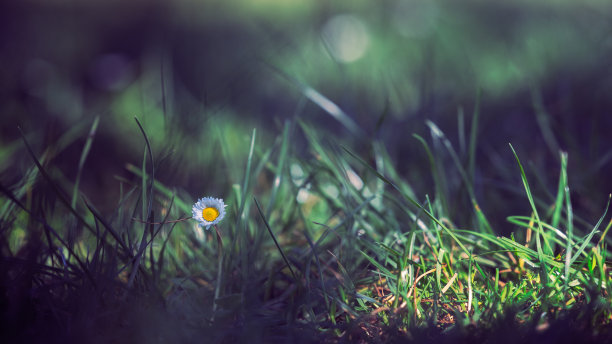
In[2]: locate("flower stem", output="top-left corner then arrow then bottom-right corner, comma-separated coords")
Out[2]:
131,216 -> 192,224
212,224 -> 224,317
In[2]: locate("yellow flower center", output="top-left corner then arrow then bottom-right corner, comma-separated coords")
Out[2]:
202,207 -> 220,222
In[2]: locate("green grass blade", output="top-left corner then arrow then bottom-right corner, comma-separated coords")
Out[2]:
72,116 -> 99,209
254,197 -> 297,281
552,152 -> 568,228
341,145 -> 469,254
468,89 -> 481,180
426,121 -> 493,234
564,184 -> 573,284
130,117 -> 156,288
532,88 -> 561,159
569,195 -> 610,266
0,182 -> 96,285
509,143 -> 551,270
413,133 -> 448,217
359,250 -> 395,280
83,200 -> 131,257
135,117 -> 154,220
507,216 -> 572,247
18,127 -> 94,232
426,121 -> 475,198
266,121 -> 290,218
237,129 -> 256,223
125,164 -> 191,213
288,77 -> 362,136
303,230 -> 330,308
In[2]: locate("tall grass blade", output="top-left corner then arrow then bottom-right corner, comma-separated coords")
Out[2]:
254,197 -> 297,281
266,121 -> 290,218
426,121 -> 493,234
125,164 -> 191,213
130,117 -> 156,288
134,117 -> 155,221
0,182 -> 96,285
552,152 -> 568,228
237,129 -> 256,222
18,127 -> 94,232
509,143 -> 551,271
564,184 -> 573,283
303,230 -> 329,308
468,89 -> 481,180
413,134 -> 448,217
71,116 -> 100,209
532,88 -> 561,160
569,195 -> 610,266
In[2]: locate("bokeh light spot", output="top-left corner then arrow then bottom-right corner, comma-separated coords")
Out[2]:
321,14 -> 370,63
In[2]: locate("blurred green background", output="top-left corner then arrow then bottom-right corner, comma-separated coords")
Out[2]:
2,0 -> 612,232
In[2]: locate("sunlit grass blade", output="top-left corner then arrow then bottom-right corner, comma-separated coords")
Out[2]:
270,65 -> 363,136
359,249 -> 395,279
233,128 -> 257,290
509,143 -> 551,272
569,195 -> 610,266
413,133 -> 449,217
564,183 -> 573,285
506,216 -> 572,247
234,128 -> 256,225
552,152 -> 568,228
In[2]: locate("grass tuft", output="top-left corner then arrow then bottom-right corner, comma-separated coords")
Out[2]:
2,117 -> 612,343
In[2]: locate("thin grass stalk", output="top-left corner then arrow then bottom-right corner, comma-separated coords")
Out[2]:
213,224 -> 224,316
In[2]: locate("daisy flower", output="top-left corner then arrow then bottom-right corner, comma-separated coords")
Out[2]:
192,197 -> 227,229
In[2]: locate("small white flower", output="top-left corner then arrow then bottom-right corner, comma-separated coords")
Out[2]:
192,197 -> 226,229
